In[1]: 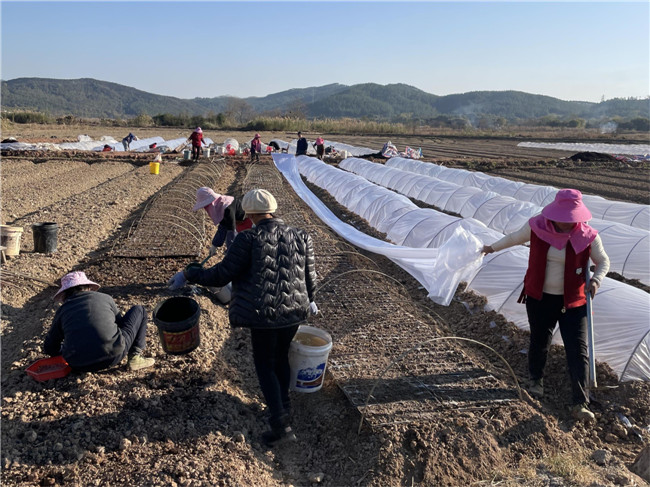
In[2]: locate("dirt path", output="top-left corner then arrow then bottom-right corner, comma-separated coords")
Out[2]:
1,141 -> 649,487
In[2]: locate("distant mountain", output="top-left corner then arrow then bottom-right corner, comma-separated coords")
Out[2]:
1,77 -> 647,122
1,78 -> 207,119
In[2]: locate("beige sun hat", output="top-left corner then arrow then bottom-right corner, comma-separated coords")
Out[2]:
242,189 -> 278,214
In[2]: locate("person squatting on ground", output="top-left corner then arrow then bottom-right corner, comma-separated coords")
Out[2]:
482,189 -> 609,422
169,189 -> 318,446
122,132 -> 138,151
313,136 -> 325,160
295,131 -> 308,156
188,127 -> 206,161
44,271 -> 155,372
250,133 -> 262,162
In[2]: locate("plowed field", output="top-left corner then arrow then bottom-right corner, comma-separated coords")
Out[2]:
1,127 -> 649,487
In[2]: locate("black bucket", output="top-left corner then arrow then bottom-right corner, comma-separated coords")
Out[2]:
152,296 -> 201,355
32,222 -> 58,253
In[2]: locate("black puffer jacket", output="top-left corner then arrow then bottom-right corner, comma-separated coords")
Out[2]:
186,217 -> 317,329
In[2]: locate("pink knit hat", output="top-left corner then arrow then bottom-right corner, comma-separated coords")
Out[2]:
254,133 -> 261,139
541,189 -> 592,223
54,271 -> 100,302
192,187 -> 219,211
194,127 -> 202,134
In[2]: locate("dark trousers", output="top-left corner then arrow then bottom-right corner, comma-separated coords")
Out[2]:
78,305 -> 149,372
191,145 -> 201,160
250,325 -> 299,429
250,150 -> 260,162
526,293 -> 589,405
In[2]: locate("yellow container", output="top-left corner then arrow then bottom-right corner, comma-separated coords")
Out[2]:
149,162 -> 160,175
0,225 -> 24,256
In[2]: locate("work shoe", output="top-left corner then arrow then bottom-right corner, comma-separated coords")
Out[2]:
528,378 -> 544,399
571,403 -> 595,422
261,425 -> 297,448
127,354 -> 155,371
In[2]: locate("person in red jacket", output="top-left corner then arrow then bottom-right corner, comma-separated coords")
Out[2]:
482,189 -> 609,422
250,133 -> 262,162
187,127 -> 206,162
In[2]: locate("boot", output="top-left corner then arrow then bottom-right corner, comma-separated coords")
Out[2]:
528,378 -> 544,399
262,414 -> 296,447
571,403 -> 595,422
128,353 -> 155,371
261,425 -> 296,447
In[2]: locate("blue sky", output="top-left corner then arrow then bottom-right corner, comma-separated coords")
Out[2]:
1,1 -> 648,102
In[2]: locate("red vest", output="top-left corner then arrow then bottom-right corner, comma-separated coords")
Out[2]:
523,231 -> 591,309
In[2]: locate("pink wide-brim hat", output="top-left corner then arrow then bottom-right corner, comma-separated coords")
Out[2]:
54,271 -> 100,302
254,133 -> 261,139
192,187 -> 219,211
541,189 -> 592,223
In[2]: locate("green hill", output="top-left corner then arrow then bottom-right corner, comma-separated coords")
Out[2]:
1,77 -> 647,122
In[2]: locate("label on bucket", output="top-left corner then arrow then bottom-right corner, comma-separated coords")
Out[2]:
295,363 -> 326,389
161,327 -> 199,353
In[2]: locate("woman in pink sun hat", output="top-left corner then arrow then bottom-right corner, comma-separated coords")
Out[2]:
192,187 -> 252,256
44,271 -> 155,372
482,189 -> 610,422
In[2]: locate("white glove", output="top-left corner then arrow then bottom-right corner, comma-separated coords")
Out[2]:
208,245 -> 218,257
309,302 -> 319,315
167,271 -> 187,290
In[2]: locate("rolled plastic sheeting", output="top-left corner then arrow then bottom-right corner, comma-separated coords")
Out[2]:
387,157 -> 650,231
342,157 -> 650,284
291,154 -> 650,382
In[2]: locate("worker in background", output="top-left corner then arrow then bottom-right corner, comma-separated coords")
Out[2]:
250,133 -> 262,162
313,136 -> 325,160
295,131 -> 308,156
44,271 -> 155,372
188,127 -> 206,162
122,132 -> 138,151
102,144 -> 113,152
482,189 -> 609,422
168,189 -> 318,447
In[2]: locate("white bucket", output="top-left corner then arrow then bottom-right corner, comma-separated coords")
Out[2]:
183,149 -> 191,160
217,146 -> 225,155
289,325 -> 333,393
204,147 -> 212,157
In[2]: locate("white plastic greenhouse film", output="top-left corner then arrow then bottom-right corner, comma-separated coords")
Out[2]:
290,154 -> 650,381
275,154 -> 483,305
387,157 -> 650,231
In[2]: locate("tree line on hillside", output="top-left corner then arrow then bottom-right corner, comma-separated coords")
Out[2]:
3,108 -> 649,135
2,78 -> 648,128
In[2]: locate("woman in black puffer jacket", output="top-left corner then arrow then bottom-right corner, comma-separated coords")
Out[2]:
177,189 -> 317,446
